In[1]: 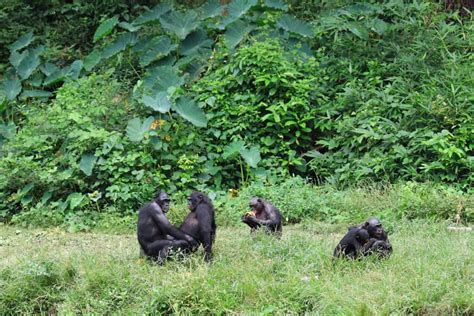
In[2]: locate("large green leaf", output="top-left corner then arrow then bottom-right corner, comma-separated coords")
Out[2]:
40,63 -> 59,76
126,116 -> 154,142
9,32 -> 34,51
79,154 -> 97,176
223,140 -> 245,159
20,90 -> 53,98
67,192 -> 85,210
240,146 -> 261,168
26,72 -> 43,87
143,91 -> 171,113
133,2 -> 173,25
66,60 -> 83,80
144,65 -> 185,92
118,22 -> 141,32
17,46 -> 44,80
199,0 -> 224,19
139,36 -> 178,66
0,122 -> 16,139
345,22 -> 369,40
221,0 -> 257,27
159,10 -> 200,39
277,14 -> 314,38
3,78 -> 22,100
9,50 -> 27,68
371,18 -> 388,35
173,97 -> 207,127
180,29 -> 213,56
83,49 -> 102,71
224,19 -> 254,49
93,16 -> 119,42
102,32 -> 137,59
264,0 -> 288,10
43,69 -> 65,86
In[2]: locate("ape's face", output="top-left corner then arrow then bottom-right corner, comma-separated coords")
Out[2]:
157,192 -> 171,213
366,219 -> 384,239
187,192 -> 202,211
249,197 -> 262,213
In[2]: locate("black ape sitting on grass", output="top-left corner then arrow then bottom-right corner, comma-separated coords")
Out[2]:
180,191 -> 216,262
358,218 -> 392,258
137,191 -> 195,264
334,218 -> 392,259
241,197 -> 282,237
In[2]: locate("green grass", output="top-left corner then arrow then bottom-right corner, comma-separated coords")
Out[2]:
0,221 -> 472,315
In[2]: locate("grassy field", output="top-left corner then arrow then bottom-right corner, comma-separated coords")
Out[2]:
0,221 -> 472,315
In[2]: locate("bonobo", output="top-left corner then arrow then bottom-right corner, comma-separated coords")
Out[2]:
333,218 -> 392,259
333,227 -> 371,259
359,218 -> 392,258
180,191 -> 216,262
241,197 -> 282,237
137,191 -> 194,264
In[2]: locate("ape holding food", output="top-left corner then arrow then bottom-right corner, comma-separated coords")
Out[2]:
241,197 -> 282,237
333,217 -> 392,259
180,191 -> 216,262
137,191 -> 194,264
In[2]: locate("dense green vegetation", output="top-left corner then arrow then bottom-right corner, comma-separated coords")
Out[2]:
0,2 -> 473,314
0,2 -> 472,217
1,222 -> 472,314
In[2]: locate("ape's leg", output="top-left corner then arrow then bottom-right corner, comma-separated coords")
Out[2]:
145,239 -> 189,263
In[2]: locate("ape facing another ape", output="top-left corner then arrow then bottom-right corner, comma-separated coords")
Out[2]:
241,197 -> 282,237
180,191 -> 216,262
333,227 -> 370,259
137,191 -> 195,264
358,218 -> 392,258
333,217 -> 392,260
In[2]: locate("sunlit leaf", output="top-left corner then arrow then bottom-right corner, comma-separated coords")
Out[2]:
93,16 -> 119,42
199,0 -> 224,19
67,192 -> 85,210
223,140 -> 245,159
346,22 -> 369,40
83,49 -> 102,71
173,96 -> 207,127
126,116 -> 154,142
159,10 -> 200,39
143,91 -> 171,113
264,0 -> 288,10
180,29 -> 213,56
79,154 -> 97,176
9,32 -> 34,51
102,32 -> 137,59
371,18 -> 388,35
118,22 -> 141,32
277,14 -> 314,37
133,2 -> 173,25
240,146 -> 261,168
3,78 -> 22,100
139,36 -> 178,66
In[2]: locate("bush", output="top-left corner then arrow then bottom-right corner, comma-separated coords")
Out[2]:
0,74 -> 167,222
